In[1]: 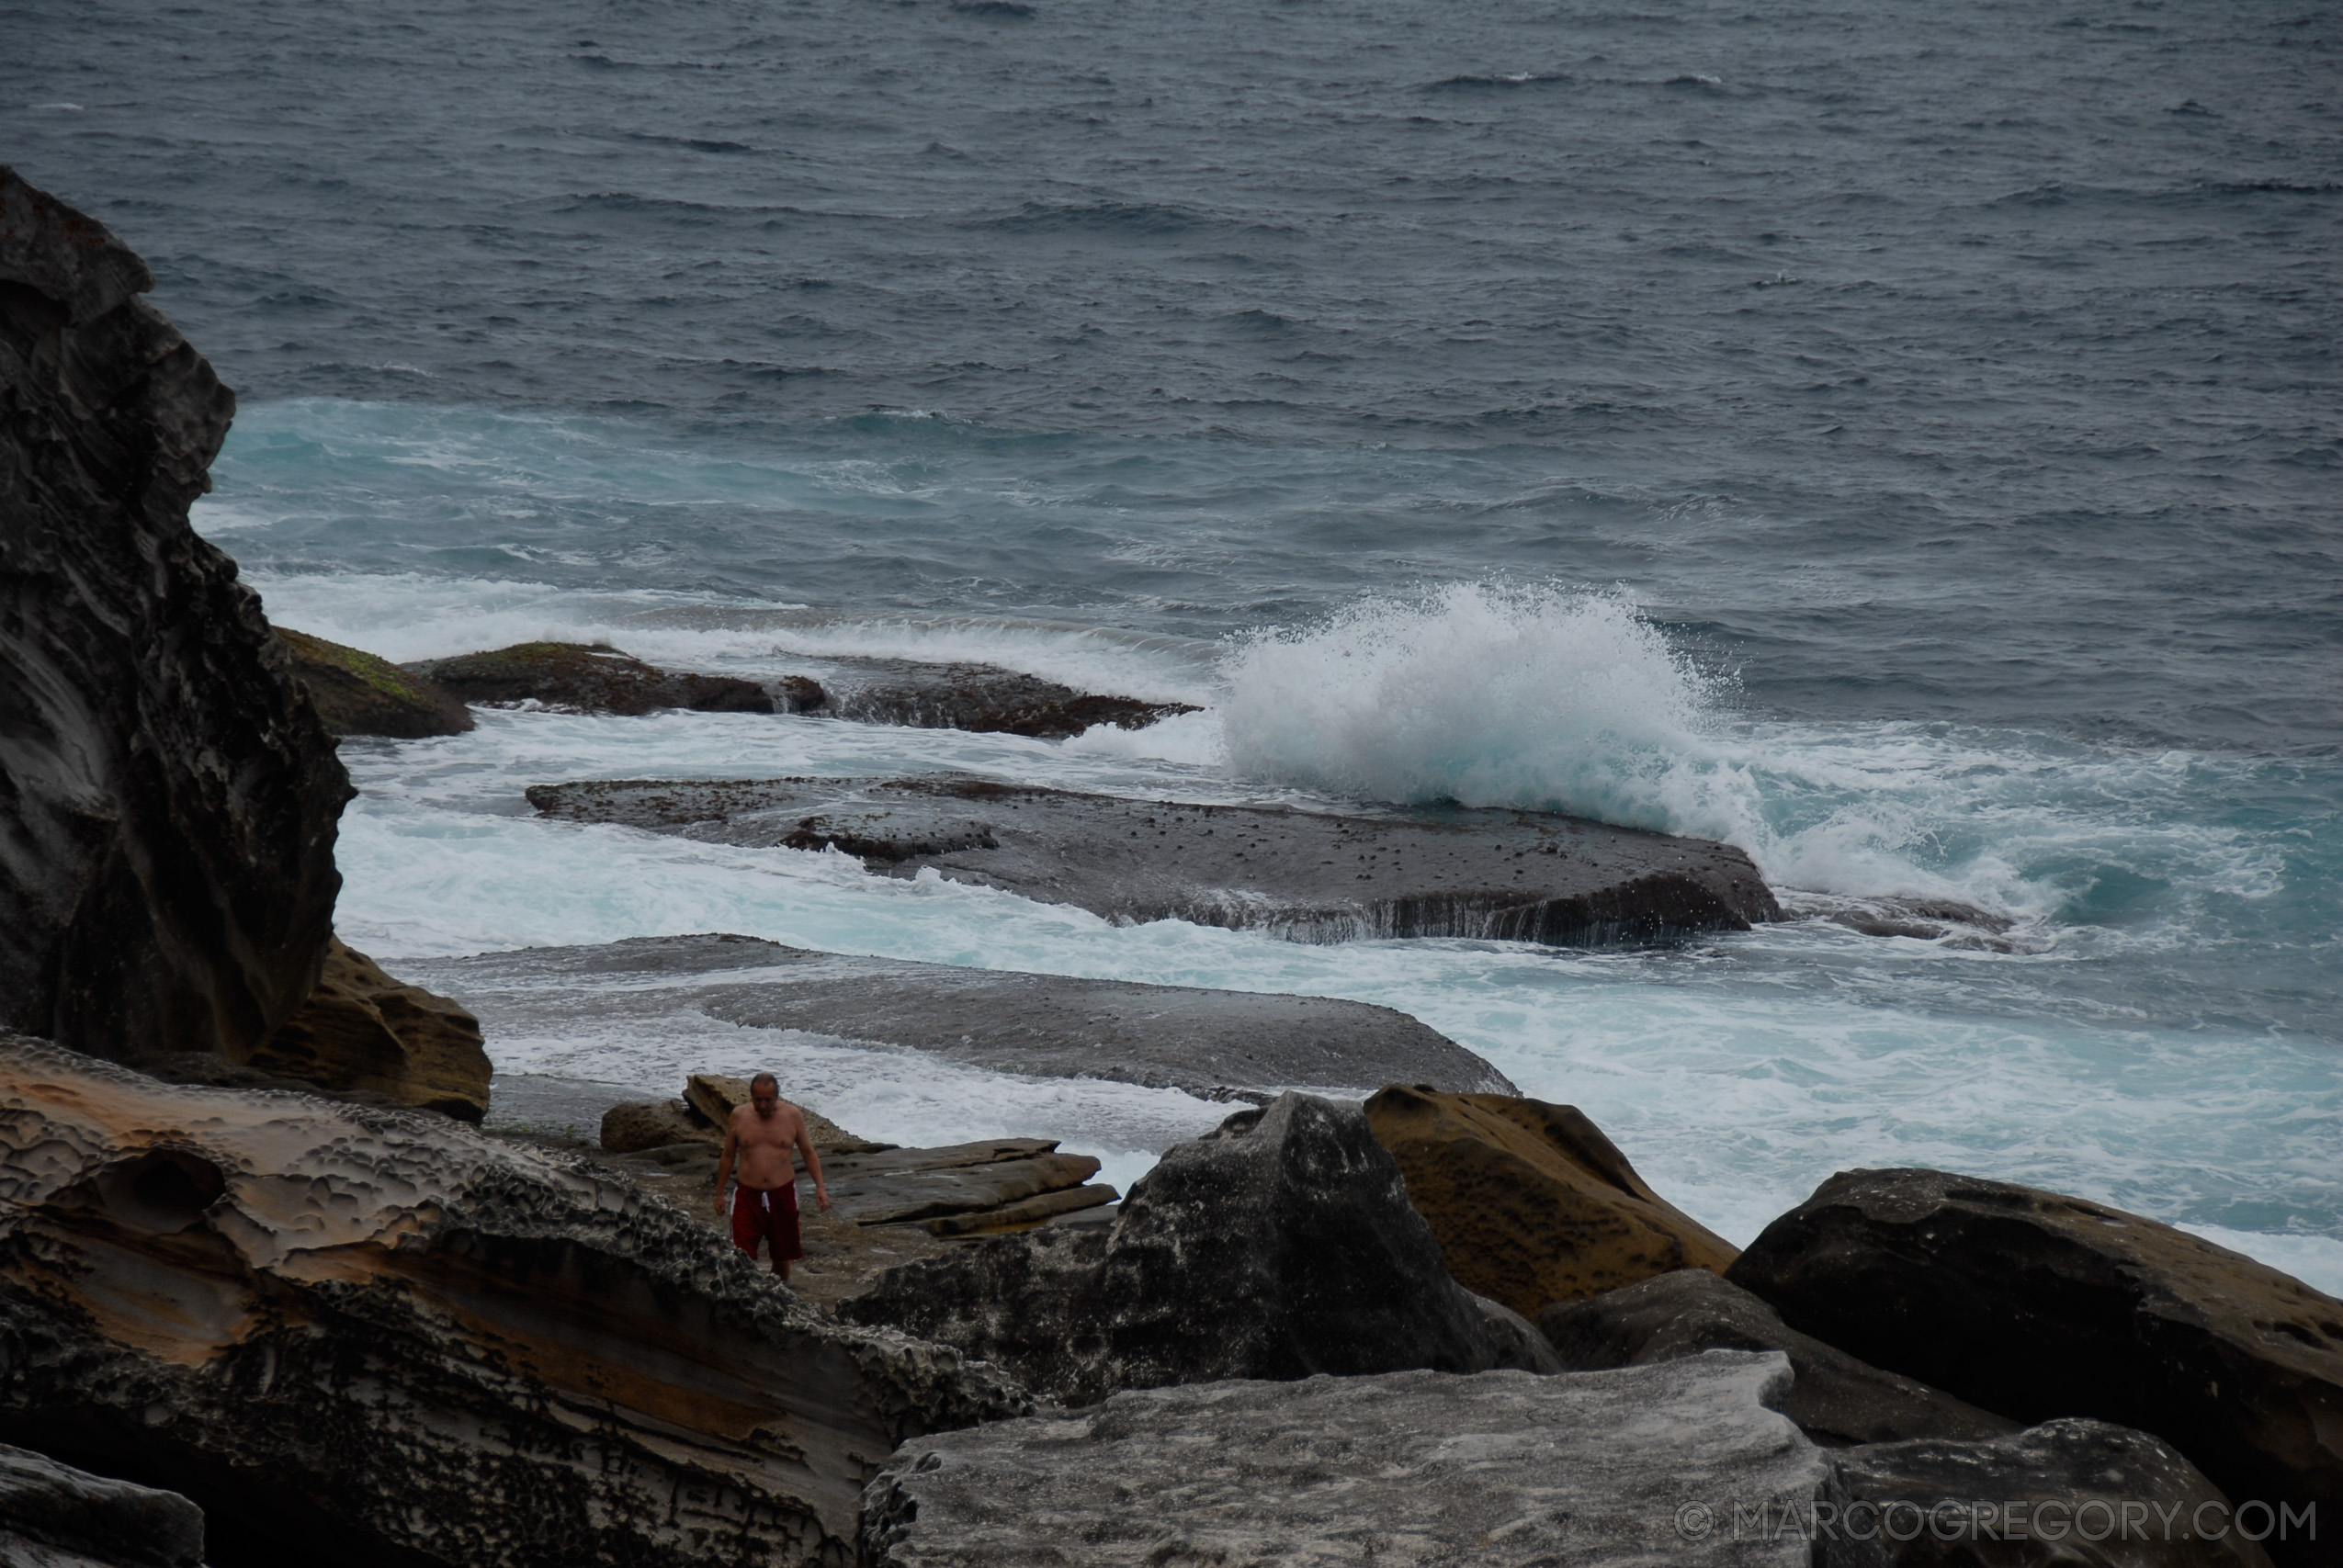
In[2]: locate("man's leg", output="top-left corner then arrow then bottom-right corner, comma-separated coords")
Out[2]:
772,1184 -> 804,1284
729,1187 -> 766,1260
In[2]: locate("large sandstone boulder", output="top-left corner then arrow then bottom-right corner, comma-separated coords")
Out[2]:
0,1442 -> 204,1568
1839,1419 -> 2276,1568
405,640 -> 773,715
684,1071 -> 893,1152
839,1092 -> 1554,1404
0,167 -> 349,1062
600,1096 -> 716,1153
1364,1085 -> 1740,1317
1538,1268 -> 2019,1447
243,936 -> 492,1120
1729,1168 -> 2342,1565
0,1036 -> 1026,1568
865,1350 -> 1887,1568
274,626 -> 472,739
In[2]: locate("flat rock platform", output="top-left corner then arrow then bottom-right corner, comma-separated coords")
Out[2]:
417,933 -> 1515,1103
526,775 -> 1782,946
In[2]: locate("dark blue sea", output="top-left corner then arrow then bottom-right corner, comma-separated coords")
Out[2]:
8,0 -> 2338,1280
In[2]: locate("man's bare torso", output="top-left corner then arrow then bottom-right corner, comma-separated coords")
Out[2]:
729,1100 -> 806,1191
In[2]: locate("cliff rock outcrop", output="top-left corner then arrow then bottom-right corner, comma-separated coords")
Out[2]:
840,1092 -> 1554,1404
1728,1168 -> 2341,1565
1364,1085 -> 1742,1317
0,167 -> 348,1061
0,1036 -> 1026,1568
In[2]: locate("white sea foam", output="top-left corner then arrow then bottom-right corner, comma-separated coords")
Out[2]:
1220,581 -> 1723,834
1212,581 -> 2288,928
320,705 -> 2341,1294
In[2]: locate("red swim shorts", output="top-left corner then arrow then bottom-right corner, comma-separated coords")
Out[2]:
730,1183 -> 803,1263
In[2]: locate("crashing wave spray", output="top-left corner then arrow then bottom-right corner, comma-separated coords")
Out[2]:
1215,580 -> 2040,916
1218,581 -> 1760,839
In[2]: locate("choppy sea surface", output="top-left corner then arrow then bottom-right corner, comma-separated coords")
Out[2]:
8,0 -> 2338,1281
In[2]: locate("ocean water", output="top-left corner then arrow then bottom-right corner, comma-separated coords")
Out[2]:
8,0 -> 2338,1284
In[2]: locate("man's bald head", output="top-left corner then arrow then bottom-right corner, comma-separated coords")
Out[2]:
751,1072 -> 777,1093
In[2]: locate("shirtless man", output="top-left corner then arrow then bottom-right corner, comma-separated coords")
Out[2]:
713,1072 -> 831,1282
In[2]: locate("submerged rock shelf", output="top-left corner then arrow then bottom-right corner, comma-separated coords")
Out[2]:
412,931 -> 1518,1102
526,774 -> 1783,945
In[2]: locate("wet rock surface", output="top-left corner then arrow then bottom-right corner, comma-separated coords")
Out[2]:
0,1036 -> 1027,1568
405,640 -> 775,715
1728,1168 -> 2343,1564
411,932 -> 1515,1101
1838,1418 -> 2276,1568
839,1093 -> 1557,1405
1538,1267 -> 2020,1447
526,775 -> 1782,946
1364,1085 -> 1742,1318
0,1442 -> 206,1568
0,167 -> 349,1062
274,626 -> 473,739
863,1351 -> 1887,1568
795,656 -> 1196,737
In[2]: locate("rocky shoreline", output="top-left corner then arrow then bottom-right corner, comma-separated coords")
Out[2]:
5,167 -> 2337,1568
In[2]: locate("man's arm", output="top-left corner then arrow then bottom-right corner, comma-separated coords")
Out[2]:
796,1118 -> 831,1212
713,1119 -> 739,1215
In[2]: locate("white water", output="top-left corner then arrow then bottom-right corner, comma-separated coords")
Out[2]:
291,591 -> 2343,1297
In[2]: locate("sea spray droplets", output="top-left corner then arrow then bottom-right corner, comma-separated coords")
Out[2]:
1217,581 -> 1761,839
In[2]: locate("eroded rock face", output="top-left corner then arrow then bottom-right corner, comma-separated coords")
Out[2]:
0,1036 -> 1027,1568
864,1351 -> 1887,1568
1364,1086 -> 1742,1319
1838,1419 -> 2277,1568
0,167 -> 349,1062
1537,1267 -> 2019,1447
1728,1168 -> 2343,1565
839,1093 -> 1553,1405
405,641 -> 775,716
243,937 -> 492,1121
0,1442 -> 205,1568
526,777 -> 1782,946
274,626 -> 473,739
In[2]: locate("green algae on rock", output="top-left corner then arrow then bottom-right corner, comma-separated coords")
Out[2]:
275,626 -> 474,738
405,640 -> 775,715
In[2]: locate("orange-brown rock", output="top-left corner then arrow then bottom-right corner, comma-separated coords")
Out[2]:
599,1097 -> 716,1153
245,937 -> 491,1121
1363,1085 -> 1738,1320
0,1035 -> 1025,1568
685,1072 -> 892,1153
